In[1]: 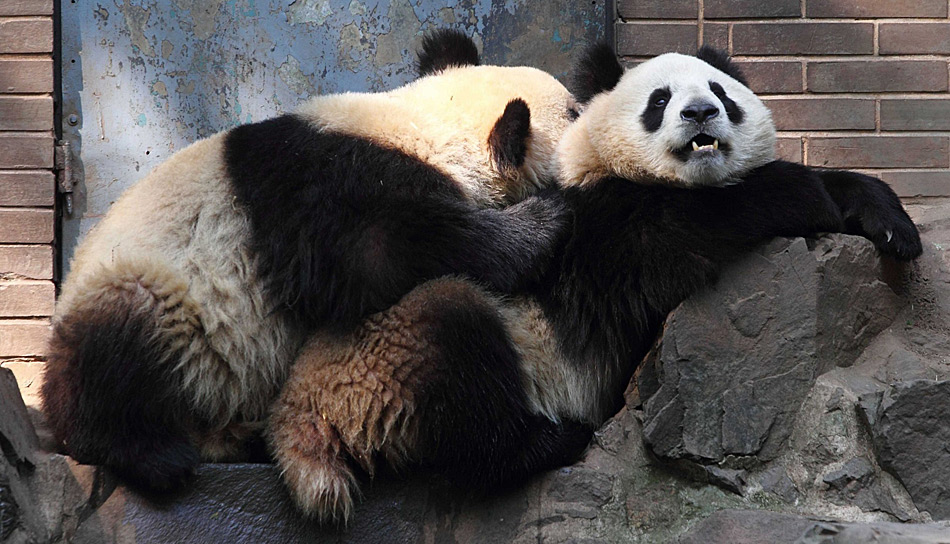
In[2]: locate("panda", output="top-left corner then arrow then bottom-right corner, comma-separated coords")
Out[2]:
268,44 -> 923,523
40,30 -> 581,492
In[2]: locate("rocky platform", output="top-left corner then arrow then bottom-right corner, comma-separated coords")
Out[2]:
3,199 -> 950,543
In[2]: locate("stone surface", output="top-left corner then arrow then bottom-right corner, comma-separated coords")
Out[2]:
676,510 -> 950,544
860,381 -> 950,521
640,235 -> 902,464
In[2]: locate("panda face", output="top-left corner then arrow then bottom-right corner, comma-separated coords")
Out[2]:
560,52 -> 775,187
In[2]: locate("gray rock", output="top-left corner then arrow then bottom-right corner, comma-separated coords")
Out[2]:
676,509 -> 950,544
642,236 -> 902,463
705,466 -> 747,495
861,380 -> 950,521
823,457 -> 874,491
759,467 -> 799,504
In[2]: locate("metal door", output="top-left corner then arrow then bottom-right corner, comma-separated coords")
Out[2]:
59,0 -> 607,276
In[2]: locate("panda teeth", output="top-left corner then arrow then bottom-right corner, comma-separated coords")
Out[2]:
713,139 -> 719,150
692,141 -> 700,151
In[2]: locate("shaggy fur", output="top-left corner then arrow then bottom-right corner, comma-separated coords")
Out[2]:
268,46 -> 923,523
42,30 -> 578,492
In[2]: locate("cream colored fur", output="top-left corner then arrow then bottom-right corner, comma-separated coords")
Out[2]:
559,53 -> 775,188
57,134 -> 305,459
297,65 -> 576,206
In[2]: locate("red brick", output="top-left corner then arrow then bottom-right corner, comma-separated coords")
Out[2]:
807,0 -> 947,18
880,171 -> 950,198
807,137 -> 949,169
881,100 -> 950,131
0,59 -> 52,93
617,0 -> 697,19
0,209 -> 53,243
0,0 -> 53,16
733,23 -> 873,56
734,61 -> 802,94
775,137 -> 802,163
807,61 -> 948,93
879,23 -> 950,55
0,96 -> 52,130
764,98 -> 875,131
0,134 -> 53,168
617,23 -> 698,57
0,171 -> 54,206
705,0 -> 800,18
702,23 -> 730,52
0,245 -> 53,279
0,280 -> 54,316
0,18 -> 53,54
0,320 -> 49,357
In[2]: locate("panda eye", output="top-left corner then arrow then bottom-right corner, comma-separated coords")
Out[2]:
647,88 -> 672,110
653,98 -> 667,108
567,107 -> 580,121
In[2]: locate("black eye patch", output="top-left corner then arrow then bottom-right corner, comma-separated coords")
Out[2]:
709,81 -> 744,124
567,106 -> 580,121
641,87 -> 671,133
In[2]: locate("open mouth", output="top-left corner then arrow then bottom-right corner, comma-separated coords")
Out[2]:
674,134 -> 730,161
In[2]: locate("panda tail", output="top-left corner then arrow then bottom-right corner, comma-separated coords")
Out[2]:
41,273 -> 199,492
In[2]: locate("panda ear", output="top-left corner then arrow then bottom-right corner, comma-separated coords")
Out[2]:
488,99 -> 531,173
695,46 -> 749,87
417,29 -> 481,77
569,42 -> 624,105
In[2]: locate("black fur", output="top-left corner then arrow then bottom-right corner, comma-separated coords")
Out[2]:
709,81 -> 744,124
414,285 -> 593,489
696,46 -> 749,86
641,87 -> 671,133
569,42 -> 624,105
42,285 -> 199,492
488,99 -> 531,171
417,29 -> 480,77
224,114 -> 567,329
530,161 -> 920,418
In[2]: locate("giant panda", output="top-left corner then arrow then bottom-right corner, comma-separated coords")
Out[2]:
40,30 -> 582,492
268,44 -> 923,522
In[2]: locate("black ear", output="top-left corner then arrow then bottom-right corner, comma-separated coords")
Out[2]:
696,46 -> 749,87
417,29 -> 480,77
569,42 -> 624,105
488,99 -> 531,172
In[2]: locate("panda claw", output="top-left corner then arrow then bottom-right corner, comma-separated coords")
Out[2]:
886,230 -> 893,243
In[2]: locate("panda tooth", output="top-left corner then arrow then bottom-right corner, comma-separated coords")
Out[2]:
692,141 -> 700,151
713,139 -> 719,150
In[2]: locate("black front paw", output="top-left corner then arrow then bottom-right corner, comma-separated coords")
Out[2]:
860,210 -> 923,261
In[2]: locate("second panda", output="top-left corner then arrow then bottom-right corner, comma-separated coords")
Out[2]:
41,30 -> 580,492
268,45 -> 923,522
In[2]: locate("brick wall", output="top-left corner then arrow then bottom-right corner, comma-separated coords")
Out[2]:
0,0 -> 55,405
616,0 -> 950,197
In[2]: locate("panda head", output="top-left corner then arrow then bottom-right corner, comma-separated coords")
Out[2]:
405,30 -> 581,203
559,45 -> 775,187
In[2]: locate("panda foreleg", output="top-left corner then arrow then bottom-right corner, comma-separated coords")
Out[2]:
41,264 -> 200,491
812,167 -> 922,261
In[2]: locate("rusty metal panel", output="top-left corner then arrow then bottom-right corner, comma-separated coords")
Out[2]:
59,0 -> 606,274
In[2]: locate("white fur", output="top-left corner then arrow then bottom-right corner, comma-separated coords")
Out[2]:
559,53 -> 775,188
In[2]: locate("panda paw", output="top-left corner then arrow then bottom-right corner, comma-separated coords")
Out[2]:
856,207 -> 922,261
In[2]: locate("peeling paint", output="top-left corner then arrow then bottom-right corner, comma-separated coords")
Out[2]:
287,0 -> 334,26
150,81 -> 168,97
438,7 -> 456,24
374,0 -> 422,67
347,0 -> 366,17
116,0 -> 155,56
338,23 -> 369,72
161,39 -> 173,59
172,0 -> 226,40
277,55 -> 316,96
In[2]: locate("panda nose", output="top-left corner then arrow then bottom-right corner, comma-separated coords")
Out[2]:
681,103 -> 720,124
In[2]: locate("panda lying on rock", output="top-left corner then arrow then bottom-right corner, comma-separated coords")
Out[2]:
41,30 -> 580,492
268,44 -> 922,522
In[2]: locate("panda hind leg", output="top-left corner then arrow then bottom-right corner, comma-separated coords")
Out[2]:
42,267 -> 200,491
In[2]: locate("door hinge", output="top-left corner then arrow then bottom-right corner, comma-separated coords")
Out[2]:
55,140 -> 74,216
